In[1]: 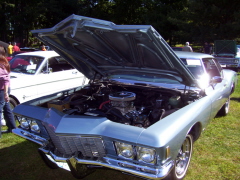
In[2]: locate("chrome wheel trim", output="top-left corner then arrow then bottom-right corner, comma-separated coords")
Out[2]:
175,134 -> 193,179
225,98 -> 230,114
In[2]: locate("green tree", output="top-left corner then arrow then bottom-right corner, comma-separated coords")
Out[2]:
1,0 -> 240,47
141,0 -> 190,45
188,0 -> 240,44
0,1 -> 14,42
0,0 -> 82,46
110,0 -> 146,24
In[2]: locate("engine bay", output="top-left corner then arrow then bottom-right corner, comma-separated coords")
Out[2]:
46,84 -> 201,128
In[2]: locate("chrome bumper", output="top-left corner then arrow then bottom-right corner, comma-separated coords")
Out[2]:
13,128 -> 47,146
220,64 -> 238,68
13,128 -> 173,180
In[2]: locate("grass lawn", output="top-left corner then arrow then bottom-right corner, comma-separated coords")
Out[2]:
0,75 -> 240,180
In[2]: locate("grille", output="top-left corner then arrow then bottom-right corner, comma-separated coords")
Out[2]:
43,122 -> 106,158
58,136 -> 106,158
217,58 -> 238,63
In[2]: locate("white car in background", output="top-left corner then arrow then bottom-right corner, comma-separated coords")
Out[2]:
1,51 -> 87,125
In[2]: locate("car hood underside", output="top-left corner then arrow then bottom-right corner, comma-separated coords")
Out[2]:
31,14 -> 196,86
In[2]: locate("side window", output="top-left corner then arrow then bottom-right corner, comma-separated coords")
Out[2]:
203,58 -> 221,78
180,58 -> 204,79
48,57 -> 74,72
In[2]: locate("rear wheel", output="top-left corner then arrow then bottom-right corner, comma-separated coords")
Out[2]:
218,97 -> 230,116
1,97 -> 18,126
165,134 -> 193,180
231,83 -> 235,94
9,97 -> 18,109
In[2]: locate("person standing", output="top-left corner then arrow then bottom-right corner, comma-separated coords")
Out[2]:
12,42 -> 20,53
203,42 -> 212,54
182,42 -> 193,52
42,45 -> 46,51
0,45 -> 16,137
7,42 -> 13,57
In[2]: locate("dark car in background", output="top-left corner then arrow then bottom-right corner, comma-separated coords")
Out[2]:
213,40 -> 240,71
171,47 -> 183,51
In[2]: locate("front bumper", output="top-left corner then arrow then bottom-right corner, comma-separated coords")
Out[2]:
220,64 -> 239,68
13,128 -> 47,145
13,128 -> 173,180
216,58 -> 240,69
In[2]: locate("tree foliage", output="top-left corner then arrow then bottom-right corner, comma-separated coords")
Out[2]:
188,0 -> 240,44
0,0 -> 239,47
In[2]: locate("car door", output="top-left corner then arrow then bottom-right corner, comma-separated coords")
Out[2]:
203,58 -> 229,119
36,56 -> 87,98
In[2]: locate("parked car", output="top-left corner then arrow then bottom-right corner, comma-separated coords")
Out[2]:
7,47 -> 39,61
237,45 -> 240,53
212,40 -> 240,71
12,15 -> 237,180
8,50 -> 87,109
171,47 -> 183,51
19,47 -> 39,52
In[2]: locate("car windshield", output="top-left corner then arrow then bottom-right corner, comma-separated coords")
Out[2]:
9,55 -> 44,74
180,58 -> 204,78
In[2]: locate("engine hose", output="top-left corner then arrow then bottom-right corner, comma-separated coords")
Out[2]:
99,100 -> 110,109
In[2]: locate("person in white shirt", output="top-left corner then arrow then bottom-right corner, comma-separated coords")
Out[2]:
182,42 -> 193,52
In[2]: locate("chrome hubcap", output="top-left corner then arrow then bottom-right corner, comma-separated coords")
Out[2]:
175,135 -> 192,178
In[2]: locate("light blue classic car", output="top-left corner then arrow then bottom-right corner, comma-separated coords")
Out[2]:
12,15 -> 237,180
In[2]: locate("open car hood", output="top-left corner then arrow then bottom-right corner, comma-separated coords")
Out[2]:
31,14 -> 196,86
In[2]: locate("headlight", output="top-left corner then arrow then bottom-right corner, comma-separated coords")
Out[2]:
18,116 -> 41,133
20,117 -> 30,129
30,120 -> 40,133
115,142 -> 134,159
137,147 -> 156,164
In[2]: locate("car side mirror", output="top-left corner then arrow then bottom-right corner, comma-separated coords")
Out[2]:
211,76 -> 222,83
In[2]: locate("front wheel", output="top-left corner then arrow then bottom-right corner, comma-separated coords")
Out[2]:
165,134 -> 193,180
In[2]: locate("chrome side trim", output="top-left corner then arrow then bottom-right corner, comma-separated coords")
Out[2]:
12,128 -> 47,146
39,148 -> 173,180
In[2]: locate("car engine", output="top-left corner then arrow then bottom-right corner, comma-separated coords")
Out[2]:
47,84 -> 201,128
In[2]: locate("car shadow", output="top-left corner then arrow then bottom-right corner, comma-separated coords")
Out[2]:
230,97 -> 240,102
0,134 -> 141,180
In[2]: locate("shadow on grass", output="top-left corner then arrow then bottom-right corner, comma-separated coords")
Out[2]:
0,134 -> 141,180
230,97 -> 240,102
